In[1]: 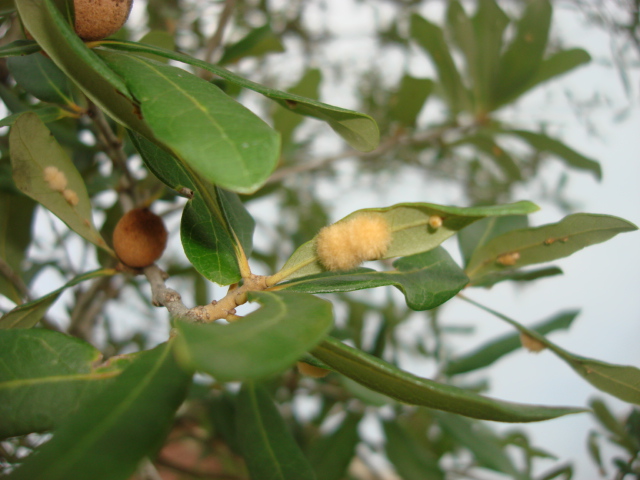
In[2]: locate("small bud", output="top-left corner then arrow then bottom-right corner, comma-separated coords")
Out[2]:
43,166 -> 68,192
62,189 -> 79,206
496,251 -> 520,266
316,213 -> 392,271
428,215 -> 443,229
520,332 -> 546,353
297,361 -> 330,378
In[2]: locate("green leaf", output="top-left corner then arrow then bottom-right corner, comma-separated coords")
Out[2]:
174,291 -> 333,382
272,68 -> 321,148
6,341 -> 191,480
9,112 -> 114,254
312,337 -> 585,423
14,0 -> 153,137
470,266 -> 563,288
97,50 -> 280,194
0,39 -> 42,58
383,421 -> 444,480
96,40 -> 380,152
434,412 -> 520,475
492,0 -> 552,108
465,213 -> 637,281
136,30 -> 175,63
236,382 -> 316,480
453,134 -> 521,180
463,297 -> 640,405
219,24 -> 285,65
276,201 -> 539,282
505,129 -> 602,180
511,48 -> 591,105
7,52 -> 76,105
0,329 -> 132,439
0,269 -> 115,329
389,75 -> 433,126
410,13 -> 471,114
129,132 -> 254,285
0,106 -> 69,127
277,247 -> 468,311
0,193 -> 35,303
307,413 -> 361,480
458,215 -> 529,267
445,310 -> 580,375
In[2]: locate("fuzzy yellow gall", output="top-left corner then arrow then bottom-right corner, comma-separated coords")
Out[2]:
520,332 -> 546,353
43,166 -> 67,193
297,361 -> 330,378
316,213 -> 392,271
428,215 -> 443,229
62,189 -> 79,206
74,0 -> 133,41
496,251 -> 520,266
112,208 -> 168,268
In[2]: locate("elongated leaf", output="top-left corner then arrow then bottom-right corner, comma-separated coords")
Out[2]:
453,134 -> 521,180
0,39 -> 42,57
505,129 -> 602,179
14,0 -> 153,137
0,329 -> 132,438
445,310 -> 580,375
389,75 -> 433,127
277,247 -> 468,311
174,291 -> 333,381
410,13 -> 471,114
10,112 -> 113,254
466,213 -> 637,280
307,413 -> 361,480
463,297 -> 640,405
97,50 -> 280,194
0,106 -> 69,127
470,266 -> 563,287
236,382 -> 316,480
434,412 -> 519,475
7,341 -> 191,480
0,193 -> 35,303
7,52 -> 75,105
129,132 -> 254,284
97,40 -> 380,152
312,337 -> 585,423
276,201 -> 539,282
458,215 -> 529,267
383,421 -> 444,480
492,0 -> 552,107
0,268 -> 115,329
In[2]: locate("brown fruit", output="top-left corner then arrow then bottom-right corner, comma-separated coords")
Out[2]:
73,0 -> 133,41
113,208 -> 167,268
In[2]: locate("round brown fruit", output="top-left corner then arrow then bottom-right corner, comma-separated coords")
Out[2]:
113,208 -> 167,268
74,0 -> 133,41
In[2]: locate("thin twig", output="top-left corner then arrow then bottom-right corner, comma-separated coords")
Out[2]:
68,276 -> 114,340
202,0 -> 236,71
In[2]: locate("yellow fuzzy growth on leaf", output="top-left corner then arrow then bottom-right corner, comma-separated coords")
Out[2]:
43,166 -> 67,192
520,332 -> 546,353
62,189 -> 79,206
316,212 -> 392,271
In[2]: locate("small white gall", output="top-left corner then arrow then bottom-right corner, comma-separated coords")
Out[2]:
428,215 -> 443,229
43,166 -> 68,192
316,213 -> 392,271
63,189 -> 79,206
520,332 -> 546,353
496,251 -> 520,266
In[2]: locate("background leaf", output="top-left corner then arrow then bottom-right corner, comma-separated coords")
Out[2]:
445,310 -> 580,375
236,382 -> 316,480
306,412 -> 361,480
7,52 -> 76,105
219,24 -> 285,65
0,269 -> 115,329
0,329 -> 132,438
174,291 -> 333,381
312,337 -> 585,423
278,247 -> 468,311
383,420 -> 444,480
7,341 -> 191,480
389,75 -> 433,127
465,213 -> 637,281
9,112 -> 113,254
